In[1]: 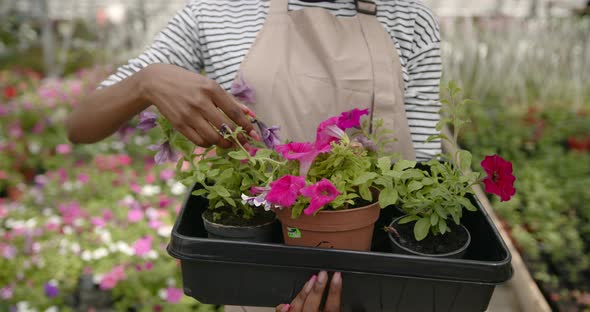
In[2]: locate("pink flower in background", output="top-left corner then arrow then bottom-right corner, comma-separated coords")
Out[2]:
130,182 -> 142,194
117,154 -> 132,166
144,262 -> 154,271
481,155 -> 516,202
0,106 -> 8,116
146,173 -> 156,184
160,169 -> 175,181
57,168 -> 68,183
100,265 -> 126,290
32,121 -> 45,134
300,179 -> 341,216
159,196 -> 172,208
1,244 -> 16,259
8,122 -> 22,138
265,175 -> 306,208
133,236 -> 153,256
0,285 -> 13,299
102,209 -> 114,221
0,206 -> 6,218
58,202 -> 83,225
0,171 -> 7,180
127,209 -> 144,223
56,144 -> 72,155
337,108 -> 369,129
78,173 -> 89,184
166,287 -> 184,303
91,217 -> 106,228
149,219 -> 162,230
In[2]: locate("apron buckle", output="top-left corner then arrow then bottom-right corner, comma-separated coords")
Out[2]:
355,0 -> 377,15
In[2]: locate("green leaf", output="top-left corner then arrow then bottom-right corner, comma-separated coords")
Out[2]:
421,178 -> 434,186
430,213 -> 439,226
228,150 -> 248,161
211,184 -> 230,198
435,206 -> 447,219
393,160 -> 416,172
439,220 -> 448,234
407,181 -> 423,193
378,157 -> 392,173
378,187 -> 398,208
426,134 -> 449,143
459,197 -> 477,212
398,215 -> 420,224
353,172 -> 378,185
457,150 -> 472,172
226,197 -> 236,208
192,189 -> 208,197
414,218 -> 431,241
359,184 -> 373,202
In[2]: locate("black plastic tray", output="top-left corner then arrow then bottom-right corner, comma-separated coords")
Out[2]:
168,186 -> 512,312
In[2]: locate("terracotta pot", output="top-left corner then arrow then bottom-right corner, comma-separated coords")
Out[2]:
275,202 -> 381,251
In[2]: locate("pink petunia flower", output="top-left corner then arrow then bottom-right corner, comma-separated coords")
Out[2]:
91,217 -> 106,228
100,265 -> 126,290
166,287 -> 184,303
56,144 -> 72,155
159,169 -> 175,181
276,142 -> 331,176
133,236 -> 153,256
265,175 -> 306,208
315,116 -> 340,149
337,108 -> 369,130
300,179 -> 341,216
127,209 -> 144,223
58,202 -> 84,225
78,173 -> 89,184
0,285 -> 13,299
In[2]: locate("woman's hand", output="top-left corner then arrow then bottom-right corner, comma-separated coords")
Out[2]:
276,271 -> 342,312
140,63 -> 259,148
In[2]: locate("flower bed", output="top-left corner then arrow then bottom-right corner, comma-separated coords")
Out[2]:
0,69 -> 220,311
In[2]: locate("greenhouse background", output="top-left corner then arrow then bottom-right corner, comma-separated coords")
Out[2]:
1,0 -> 589,311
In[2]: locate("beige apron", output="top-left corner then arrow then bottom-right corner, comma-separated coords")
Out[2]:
227,0 -> 415,310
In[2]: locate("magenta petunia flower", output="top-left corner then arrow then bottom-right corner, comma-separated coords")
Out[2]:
58,202 -> 83,225
77,173 -> 89,184
91,217 -> 106,228
337,108 -> 369,130
133,236 -> 153,256
127,209 -> 144,223
276,142 -> 331,176
230,76 -> 255,104
265,175 -> 306,208
148,141 -> 179,165
137,111 -> 158,131
166,287 -> 184,303
315,116 -> 340,149
300,179 -> 341,216
481,155 -> 516,202
44,281 -> 59,298
253,120 -> 281,149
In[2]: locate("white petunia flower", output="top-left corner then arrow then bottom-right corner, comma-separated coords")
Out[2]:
63,181 -> 74,192
157,225 -> 173,237
171,182 -> 187,196
81,250 -> 92,261
146,250 -> 158,260
92,248 -> 109,260
111,141 -> 125,150
44,306 -> 58,312
141,185 -> 161,197
28,142 -> 41,154
62,226 -> 73,235
70,243 -> 81,254
158,289 -> 167,300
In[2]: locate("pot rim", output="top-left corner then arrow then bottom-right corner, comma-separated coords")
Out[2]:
274,200 -> 380,215
387,215 -> 471,258
201,211 -> 276,229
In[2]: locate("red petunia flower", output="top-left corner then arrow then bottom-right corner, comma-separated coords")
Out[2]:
3,86 -> 16,99
481,155 -> 516,202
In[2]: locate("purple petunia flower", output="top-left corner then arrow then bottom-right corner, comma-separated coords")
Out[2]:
137,111 -> 158,131
0,285 -> 13,299
44,281 -> 59,298
148,141 -> 179,164
253,120 -> 281,149
354,135 -> 378,152
230,76 -> 256,104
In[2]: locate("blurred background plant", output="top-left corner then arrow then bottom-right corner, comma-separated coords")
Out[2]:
1,0 -> 590,310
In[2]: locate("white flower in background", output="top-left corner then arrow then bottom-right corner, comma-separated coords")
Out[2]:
25,218 -> 37,228
146,250 -> 158,260
70,242 -> 81,254
108,243 -> 118,253
62,226 -> 73,235
28,142 -> 41,154
44,306 -> 58,312
93,274 -> 103,285
81,250 -> 92,261
111,141 -> 125,150
63,181 -> 74,192
73,181 -> 83,190
134,136 -> 149,146
158,288 -> 167,300
32,242 -> 41,253
42,208 -> 53,216
116,241 -> 134,256
157,225 -> 173,237
98,230 -> 112,243
47,216 -> 61,225
141,185 -> 161,197
122,195 -> 135,205
92,248 -> 109,260
171,182 -> 186,196
146,207 -> 159,220
73,219 -> 85,227
166,278 -> 176,287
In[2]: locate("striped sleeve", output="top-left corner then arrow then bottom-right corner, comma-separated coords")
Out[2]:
99,4 -> 203,89
404,6 -> 442,161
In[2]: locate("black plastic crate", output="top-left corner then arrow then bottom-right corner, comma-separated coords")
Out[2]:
168,186 -> 512,312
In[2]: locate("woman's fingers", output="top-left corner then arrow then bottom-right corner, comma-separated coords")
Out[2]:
324,272 -> 342,312
289,275 -> 317,312
302,271 -> 329,312
275,304 -> 291,312
208,82 -> 256,136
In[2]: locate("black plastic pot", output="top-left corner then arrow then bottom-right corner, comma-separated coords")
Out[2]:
168,185 -> 512,312
388,216 -> 471,259
202,213 -> 276,243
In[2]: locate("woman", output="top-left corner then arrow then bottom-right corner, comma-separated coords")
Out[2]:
67,0 -> 441,310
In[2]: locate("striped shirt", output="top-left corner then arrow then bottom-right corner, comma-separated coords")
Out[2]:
100,0 -> 442,160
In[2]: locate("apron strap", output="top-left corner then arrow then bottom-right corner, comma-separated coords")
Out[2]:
355,0 -> 377,15
269,0 -> 289,15
358,13 -> 417,160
